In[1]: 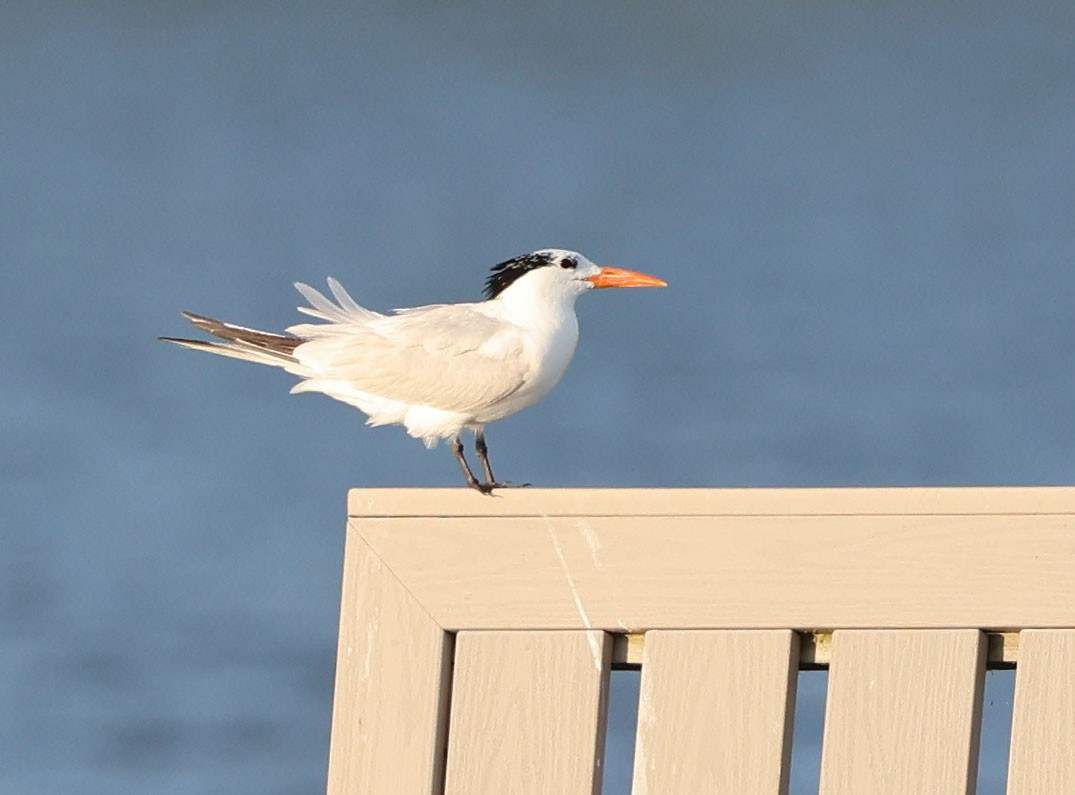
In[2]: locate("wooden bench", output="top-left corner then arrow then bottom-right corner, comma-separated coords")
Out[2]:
326,488 -> 1075,794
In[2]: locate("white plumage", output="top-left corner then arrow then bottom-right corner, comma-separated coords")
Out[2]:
162,248 -> 665,492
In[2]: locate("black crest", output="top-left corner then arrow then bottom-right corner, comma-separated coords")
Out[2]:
483,251 -> 577,299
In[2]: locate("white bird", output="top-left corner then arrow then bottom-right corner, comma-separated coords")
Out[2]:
161,249 -> 666,493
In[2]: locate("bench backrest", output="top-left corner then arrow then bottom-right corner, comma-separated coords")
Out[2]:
327,488 -> 1075,794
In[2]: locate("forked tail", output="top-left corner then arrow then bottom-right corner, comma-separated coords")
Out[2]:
159,312 -> 302,368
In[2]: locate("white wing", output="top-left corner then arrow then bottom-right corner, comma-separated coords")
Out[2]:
288,282 -> 527,413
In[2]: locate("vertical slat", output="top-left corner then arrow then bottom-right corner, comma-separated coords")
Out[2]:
327,526 -> 452,795
819,629 -> 986,795
1007,629 -> 1075,794
632,630 -> 799,795
444,630 -> 611,795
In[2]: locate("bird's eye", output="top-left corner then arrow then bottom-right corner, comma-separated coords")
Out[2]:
560,257 -> 577,269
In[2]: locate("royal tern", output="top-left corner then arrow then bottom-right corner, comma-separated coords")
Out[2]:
161,249 -> 666,493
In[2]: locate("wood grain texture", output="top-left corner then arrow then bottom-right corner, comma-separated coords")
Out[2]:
443,631 -> 611,795
819,630 -> 986,795
1007,630 -> 1075,794
327,525 -> 452,795
329,489 -> 1074,794
355,514 -> 1075,630
349,486 -> 1075,517
632,630 -> 798,795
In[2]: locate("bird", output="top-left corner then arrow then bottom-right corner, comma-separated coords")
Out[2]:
160,248 -> 666,493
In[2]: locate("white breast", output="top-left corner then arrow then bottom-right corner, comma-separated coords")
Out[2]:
470,308 -> 580,424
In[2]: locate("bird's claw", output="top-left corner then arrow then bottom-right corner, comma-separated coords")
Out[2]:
469,480 -> 532,496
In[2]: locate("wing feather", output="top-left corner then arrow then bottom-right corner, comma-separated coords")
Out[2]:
288,286 -> 527,413
327,277 -> 369,316
294,281 -> 382,324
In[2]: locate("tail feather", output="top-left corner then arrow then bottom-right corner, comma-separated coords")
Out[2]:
180,312 -> 302,353
160,312 -> 303,368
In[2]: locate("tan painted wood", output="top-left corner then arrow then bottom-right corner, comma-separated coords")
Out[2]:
819,630 -> 986,795
329,489 -> 1074,794
988,630 -> 1020,666
354,514 -> 1075,630
1007,630 -> 1075,794
612,633 -> 646,666
349,486 -> 1075,517
632,630 -> 798,795
326,524 -> 451,795
443,631 -> 611,795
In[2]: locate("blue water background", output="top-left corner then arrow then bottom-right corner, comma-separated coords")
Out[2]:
3,2 -> 1074,792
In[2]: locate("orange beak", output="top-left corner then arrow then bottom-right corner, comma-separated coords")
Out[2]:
586,266 -> 668,289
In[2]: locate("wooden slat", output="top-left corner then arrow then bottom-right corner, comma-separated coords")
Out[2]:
327,525 -> 451,795
632,630 -> 798,795
443,631 -> 611,795
356,515 -> 1075,630
819,630 -> 986,795
350,486 -> 1075,518
330,490 -> 1075,795
1007,630 -> 1075,794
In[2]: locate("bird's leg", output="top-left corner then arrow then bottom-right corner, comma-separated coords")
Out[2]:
474,429 -> 497,485
451,434 -> 494,495
475,430 -> 530,490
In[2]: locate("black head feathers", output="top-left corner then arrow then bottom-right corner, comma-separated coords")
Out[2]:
483,250 -> 578,299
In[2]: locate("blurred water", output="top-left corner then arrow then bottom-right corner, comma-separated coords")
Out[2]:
3,2 -> 1074,792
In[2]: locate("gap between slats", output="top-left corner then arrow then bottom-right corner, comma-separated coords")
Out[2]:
611,630 -> 1020,670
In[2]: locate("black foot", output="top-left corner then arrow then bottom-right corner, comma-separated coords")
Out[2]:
466,480 -> 532,496
467,480 -> 498,496
456,432 -> 532,496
